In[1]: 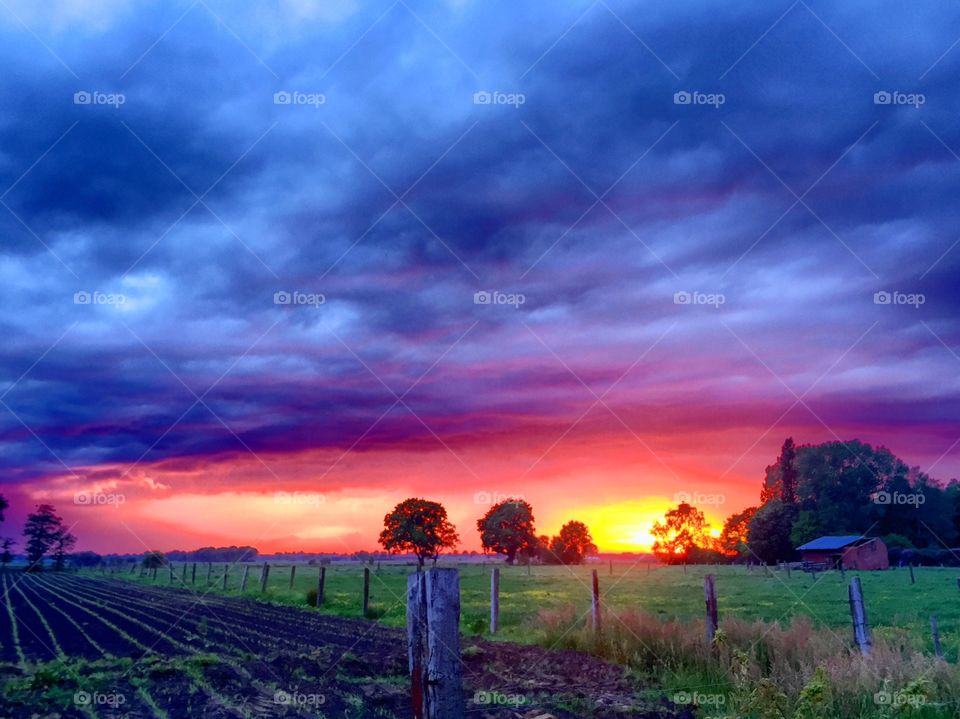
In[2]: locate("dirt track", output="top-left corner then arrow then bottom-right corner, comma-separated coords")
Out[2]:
0,573 -> 691,718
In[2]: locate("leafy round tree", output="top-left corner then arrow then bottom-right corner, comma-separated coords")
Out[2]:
547,520 -> 597,565
651,502 -> 707,564
379,498 -> 459,567
477,499 -> 537,565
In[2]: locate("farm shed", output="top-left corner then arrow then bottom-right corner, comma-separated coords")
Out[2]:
796,535 -> 889,570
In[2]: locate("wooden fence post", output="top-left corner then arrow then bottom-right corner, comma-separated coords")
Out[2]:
407,571 -> 427,719
151,567 -> 157,580
222,566 -> 229,590
931,615 -> 943,658
609,559 -> 613,576
181,563 -> 187,582
206,562 -> 212,585
909,564 -> 916,585
260,562 -> 270,593
168,565 -> 174,584
240,565 -> 249,592
490,567 -> 500,634
407,569 -> 465,719
191,563 -> 196,585
704,573 -> 718,642
130,562 -> 136,574
591,569 -> 601,634
289,565 -> 296,590
363,567 -> 370,616
848,577 -> 872,656
316,567 -> 326,607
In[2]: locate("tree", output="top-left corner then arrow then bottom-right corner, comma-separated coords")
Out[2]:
747,500 -> 798,564
477,500 -> 537,564
142,551 -> 167,569
379,498 -> 459,568
52,528 -> 77,571
23,504 -> 71,571
718,507 -> 757,557
651,503 -> 707,564
760,438 -> 798,504
0,537 -> 14,567
545,521 -> 597,565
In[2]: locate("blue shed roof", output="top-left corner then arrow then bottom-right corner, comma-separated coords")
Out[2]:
797,535 -> 864,551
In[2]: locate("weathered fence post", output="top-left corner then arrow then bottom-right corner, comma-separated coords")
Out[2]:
931,615 -> 943,658
316,567 -> 326,607
206,562 -> 212,585
591,569 -> 601,634
168,565 -> 174,584
181,563 -> 187,582
704,573 -> 718,642
289,565 -> 296,590
151,566 -> 157,580
848,577 -> 872,656
909,564 -> 916,585
609,559 -> 613,576
191,562 -> 196,585
130,562 -> 136,574
407,569 -> 465,719
240,565 -> 250,592
260,562 -> 270,593
490,567 -> 500,634
363,567 -> 370,616
222,566 -> 229,590
407,571 -> 427,719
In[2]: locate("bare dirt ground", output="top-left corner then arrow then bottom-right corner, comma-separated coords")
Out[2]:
0,572 -> 692,718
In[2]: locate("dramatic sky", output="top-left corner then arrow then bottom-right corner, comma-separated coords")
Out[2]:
1,0 -> 959,554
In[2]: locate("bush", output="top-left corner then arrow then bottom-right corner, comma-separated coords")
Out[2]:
305,589 -> 319,606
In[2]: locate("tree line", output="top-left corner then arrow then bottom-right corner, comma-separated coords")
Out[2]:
0,499 -> 76,571
651,438 -> 960,565
378,497 -> 597,567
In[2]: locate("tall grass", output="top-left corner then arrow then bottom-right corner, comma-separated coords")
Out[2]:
538,605 -> 960,718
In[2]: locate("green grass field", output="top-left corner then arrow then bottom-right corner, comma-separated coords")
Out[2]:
109,561 -> 960,655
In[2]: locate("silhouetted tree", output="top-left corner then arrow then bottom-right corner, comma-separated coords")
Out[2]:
651,503 -> 707,564
23,504 -> 69,571
0,537 -> 14,567
477,500 -> 537,565
142,551 -> 167,569
379,498 -> 459,567
545,521 -> 597,565
718,507 -> 757,557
